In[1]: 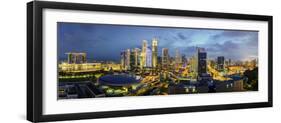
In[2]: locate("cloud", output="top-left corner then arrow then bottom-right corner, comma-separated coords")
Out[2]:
202,40 -> 258,60
177,33 -> 187,40
211,31 -> 248,40
58,22 -> 258,62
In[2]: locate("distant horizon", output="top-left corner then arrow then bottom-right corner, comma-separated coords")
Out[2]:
58,52 -> 258,63
58,22 -> 258,62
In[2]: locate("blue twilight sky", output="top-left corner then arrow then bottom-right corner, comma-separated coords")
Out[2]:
58,22 -> 258,62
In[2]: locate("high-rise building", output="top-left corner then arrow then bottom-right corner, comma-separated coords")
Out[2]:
152,38 -> 158,68
66,53 -> 74,64
192,47 -> 211,83
175,49 -> 182,65
130,49 -> 136,70
228,59 -> 232,66
140,40 -> 147,69
146,47 -> 152,67
190,47 -> 207,77
182,55 -> 187,67
66,52 -> 86,64
162,48 -> 169,69
120,51 -> 126,70
190,56 -> 196,73
197,48 -> 207,75
225,58 -> 230,67
133,48 -> 141,68
217,56 -> 224,71
125,49 -> 131,70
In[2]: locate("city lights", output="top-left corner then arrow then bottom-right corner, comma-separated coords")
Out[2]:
57,22 -> 258,99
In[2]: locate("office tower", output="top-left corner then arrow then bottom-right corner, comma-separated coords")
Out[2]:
225,58 -> 231,67
190,55 -> 197,73
162,48 -> 169,68
125,49 -> 131,70
191,47 -> 211,82
152,38 -> 158,68
130,49 -> 136,70
120,51 -> 126,70
197,48 -> 207,75
141,40 -> 147,68
146,47 -> 152,67
217,56 -> 225,71
175,49 -> 182,65
190,47 -> 207,76
133,48 -> 141,68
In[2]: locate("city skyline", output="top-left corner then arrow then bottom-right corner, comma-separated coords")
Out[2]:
58,22 -> 259,99
58,22 -> 258,62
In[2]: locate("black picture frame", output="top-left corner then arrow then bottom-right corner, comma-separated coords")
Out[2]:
27,1 -> 273,122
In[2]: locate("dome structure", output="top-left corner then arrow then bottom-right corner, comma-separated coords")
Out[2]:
99,74 -> 140,87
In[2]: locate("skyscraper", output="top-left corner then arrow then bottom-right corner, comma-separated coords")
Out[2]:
146,47 -> 152,67
141,40 -> 147,69
190,55 -> 197,73
182,55 -> 187,67
162,48 -> 169,69
125,49 -> 131,70
152,38 -> 158,68
190,47 -> 207,77
120,51 -> 126,70
217,56 -> 224,71
191,47 -> 211,82
130,49 -> 136,70
175,49 -> 182,65
197,48 -> 207,75
133,48 -> 141,68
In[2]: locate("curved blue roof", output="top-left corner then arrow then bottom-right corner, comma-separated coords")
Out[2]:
99,75 -> 140,86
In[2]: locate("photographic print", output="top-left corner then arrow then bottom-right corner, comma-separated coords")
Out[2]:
57,22 -> 259,99
27,2 -> 272,121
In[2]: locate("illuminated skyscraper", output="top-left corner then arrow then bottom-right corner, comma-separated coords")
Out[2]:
152,38 -> 158,68
190,47 -> 207,78
140,40 -> 147,69
146,47 -> 152,67
162,48 -> 169,68
133,48 -> 141,68
130,49 -> 136,70
175,49 -> 182,65
120,51 -> 126,70
190,55 -> 197,73
125,49 -> 131,70
182,55 -> 187,67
